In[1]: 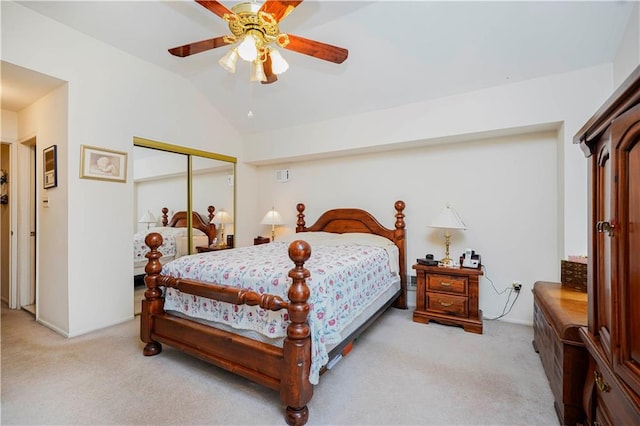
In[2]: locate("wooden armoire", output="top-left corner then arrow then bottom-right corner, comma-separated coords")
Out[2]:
574,65 -> 640,425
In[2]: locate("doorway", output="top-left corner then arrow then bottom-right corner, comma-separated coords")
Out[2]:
1,143 -> 10,304
20,139 -> 37,315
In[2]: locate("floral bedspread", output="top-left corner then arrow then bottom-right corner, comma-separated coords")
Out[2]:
133,227 -> 187,262
161,233 -> 399,384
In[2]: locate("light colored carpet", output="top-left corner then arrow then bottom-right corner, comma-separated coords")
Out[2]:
1,303 -> 558,425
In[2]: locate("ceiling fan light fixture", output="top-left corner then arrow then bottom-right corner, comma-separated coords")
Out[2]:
250,60 -> 267,82
269,49 -> 289,75
218,48 -> 239,73
237,34 -> 258,61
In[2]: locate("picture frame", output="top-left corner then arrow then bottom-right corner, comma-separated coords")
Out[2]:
43,145 -> 57,189
80,145 -> 127,183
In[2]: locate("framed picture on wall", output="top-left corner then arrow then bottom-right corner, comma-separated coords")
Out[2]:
80,145 -> 127,183
43,145 -> 57,189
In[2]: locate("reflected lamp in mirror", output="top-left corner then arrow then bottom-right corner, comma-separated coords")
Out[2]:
139,210 -> 157,230
213,210 -> 233,248
260,207 -> 284,241
429,204 -> 466,267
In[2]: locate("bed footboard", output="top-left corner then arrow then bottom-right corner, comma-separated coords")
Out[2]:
140,233 -> 313,426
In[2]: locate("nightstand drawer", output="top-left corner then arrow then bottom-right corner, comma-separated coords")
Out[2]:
427,274 -> 467,295
426,293 -> 468,317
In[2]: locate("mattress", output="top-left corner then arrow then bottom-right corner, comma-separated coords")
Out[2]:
161,232 -> 400,384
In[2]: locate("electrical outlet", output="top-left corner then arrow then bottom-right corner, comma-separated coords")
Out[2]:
512,281 -> 522,291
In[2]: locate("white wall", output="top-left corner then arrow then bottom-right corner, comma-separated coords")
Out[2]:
1,110 -> 18,141
3,1 -> 243,336
245,66 -> 621,325
256,131 -> 558,323
18,86 -> 70,333
614,2 -> 640,88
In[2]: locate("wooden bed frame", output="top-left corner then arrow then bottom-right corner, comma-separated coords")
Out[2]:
160,204 -> 217,246
140,201 -> 406,425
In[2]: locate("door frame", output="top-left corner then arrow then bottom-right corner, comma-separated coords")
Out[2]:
12,135 -> 37,316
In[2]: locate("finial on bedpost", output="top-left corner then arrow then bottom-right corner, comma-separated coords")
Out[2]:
394,200 -> 406,230
141,232 -> 164,356
296,203 -> 306,232
161,207 -> 169,227
282,240 -> 312,426
207,205 -> 215,223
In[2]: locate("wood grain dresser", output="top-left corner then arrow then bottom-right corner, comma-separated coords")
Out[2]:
412,264 -> 483,334
532,281 -> 588,426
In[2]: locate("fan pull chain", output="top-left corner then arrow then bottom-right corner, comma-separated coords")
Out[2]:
247,68 -> 254,118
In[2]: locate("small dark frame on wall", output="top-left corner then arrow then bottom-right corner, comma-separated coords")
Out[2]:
43,145 -> 57,189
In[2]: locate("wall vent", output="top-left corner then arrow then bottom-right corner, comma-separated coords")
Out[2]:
275,169 -> 289,183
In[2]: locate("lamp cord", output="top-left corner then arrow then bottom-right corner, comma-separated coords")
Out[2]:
481,264 -> 521,320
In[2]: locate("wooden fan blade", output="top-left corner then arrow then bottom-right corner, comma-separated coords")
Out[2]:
259,0 -> 303,22
283,34 -> 348,64
262,54 -> 278,84
195,0 -> 234,19
168,36 -> 231,57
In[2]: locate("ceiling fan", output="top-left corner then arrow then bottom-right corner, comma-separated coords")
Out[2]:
168,0 -> 349,84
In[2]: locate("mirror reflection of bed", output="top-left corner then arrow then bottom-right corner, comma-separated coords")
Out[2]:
133,206 -> 217,314
132,141 -> 236,315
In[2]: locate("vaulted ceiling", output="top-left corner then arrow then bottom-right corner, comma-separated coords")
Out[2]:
2,1 -> 635,135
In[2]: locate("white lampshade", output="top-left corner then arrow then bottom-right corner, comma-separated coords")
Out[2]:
429,204 -> 466,230
269,49 -> 289,75
139,210 -> 156,224
214,210 -> 233,225
237,34 -> 258,61
218,48 -> 239,73
260,208 -> 283,226
250,60 -> 267,82
139,210 -> 156,229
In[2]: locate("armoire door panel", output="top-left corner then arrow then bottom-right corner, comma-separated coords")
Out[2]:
611,104 -> 640,396
593,138 -> 613,361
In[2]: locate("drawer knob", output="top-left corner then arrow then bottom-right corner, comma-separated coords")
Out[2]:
438,300 -> 453,307
439,281 -> 452,287
594,370 -> 611,393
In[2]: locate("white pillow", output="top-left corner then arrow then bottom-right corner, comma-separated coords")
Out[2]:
150,227 -> 206,237
337,232 -> 394,247
278,231 -> 340,244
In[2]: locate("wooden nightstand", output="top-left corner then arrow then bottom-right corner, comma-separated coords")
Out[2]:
253,236 -> 270,245
412,264 -> 483,334
196,245 -> 231,253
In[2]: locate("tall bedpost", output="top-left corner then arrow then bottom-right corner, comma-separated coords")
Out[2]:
393,200 -> 408,309
281,240 -> 313,426
207,205 -> 217,245
141,232 -> 164,356
295,203 -> 306,232
161,207 -> 169,226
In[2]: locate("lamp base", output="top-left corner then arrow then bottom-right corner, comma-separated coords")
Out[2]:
439,256 -> 455,267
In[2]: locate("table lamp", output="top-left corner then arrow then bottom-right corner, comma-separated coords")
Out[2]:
260,207 -> 283,241
212,210 -> 233,248
429,204 -> 466,267
139,210 -> 157,230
